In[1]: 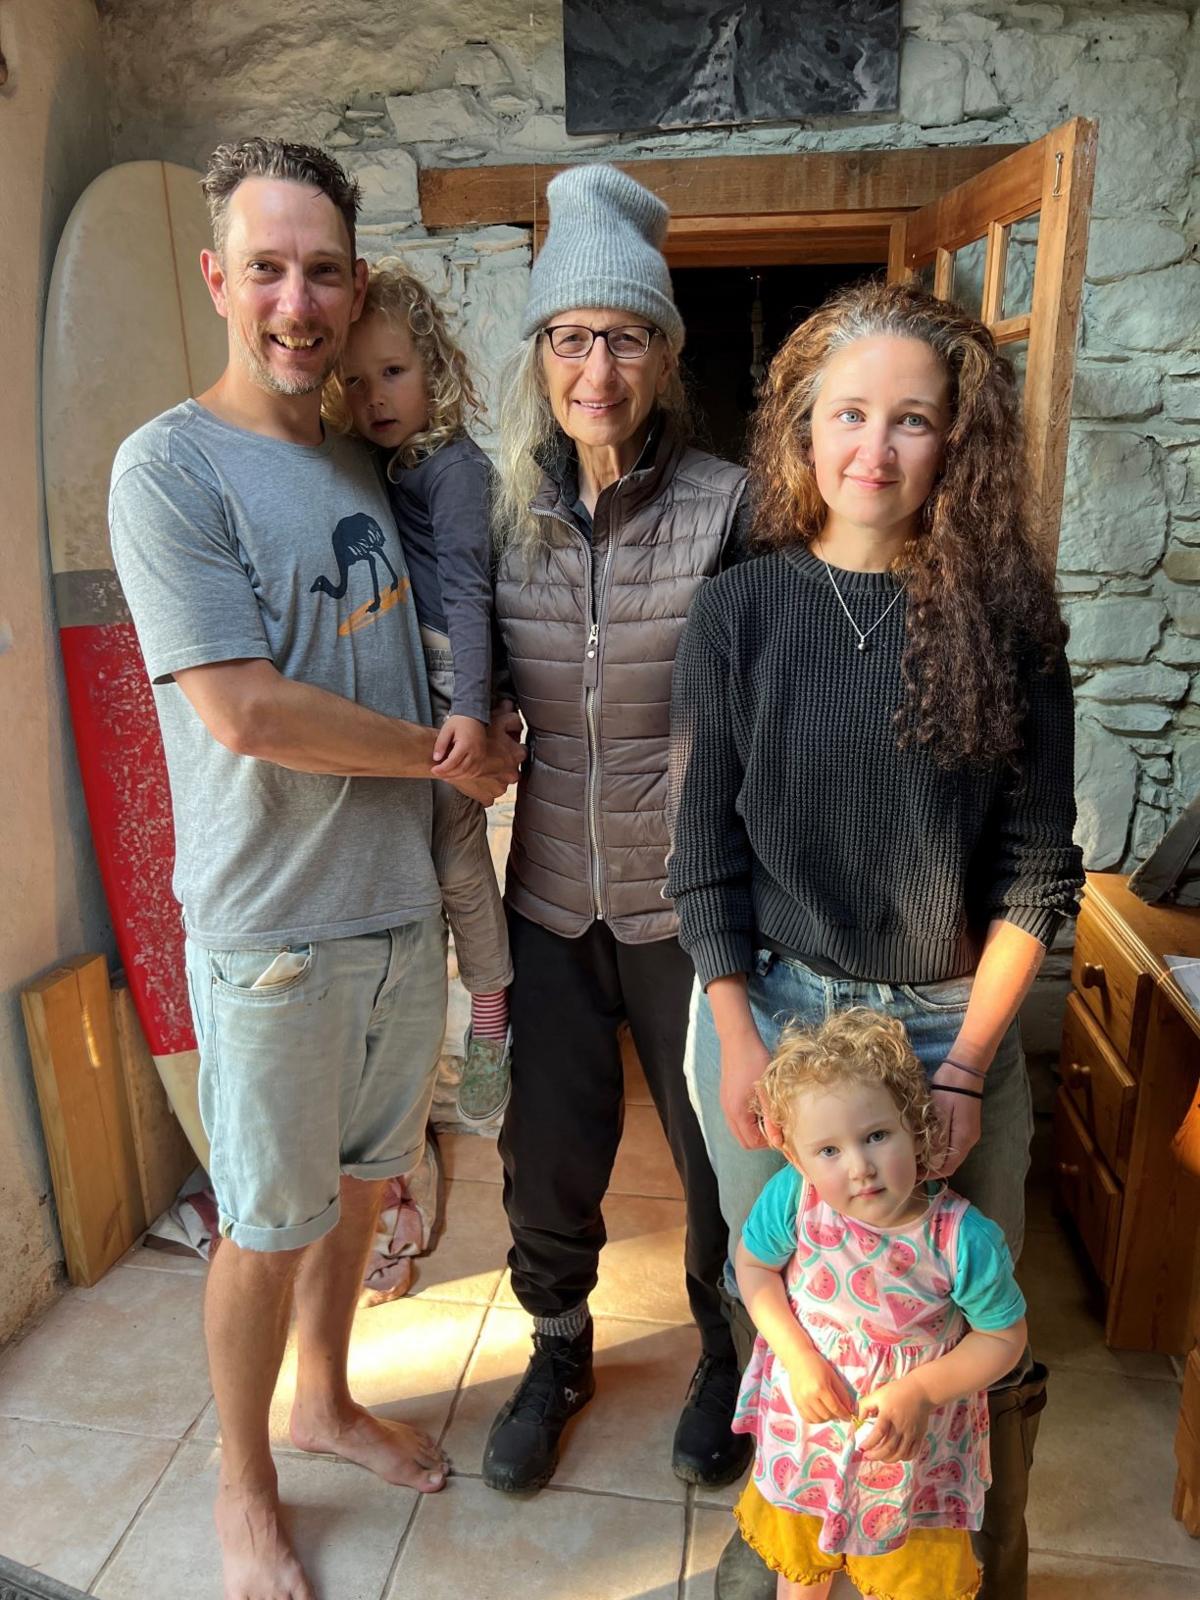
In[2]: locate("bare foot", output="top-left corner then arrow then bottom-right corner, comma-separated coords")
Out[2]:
290,1402 -> 449,1492
215,1481 -> 315,1600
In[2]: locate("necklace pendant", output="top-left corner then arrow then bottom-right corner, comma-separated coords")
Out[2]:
857,637 -> 868,653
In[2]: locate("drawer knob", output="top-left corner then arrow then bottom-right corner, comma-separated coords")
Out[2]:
1057,1161 -> 1081,1179
1080,962 -> 1106,990
1066,1061 -> 1092,1086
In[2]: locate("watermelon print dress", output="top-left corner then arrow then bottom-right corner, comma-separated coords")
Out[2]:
734,1175 -> 1019,1559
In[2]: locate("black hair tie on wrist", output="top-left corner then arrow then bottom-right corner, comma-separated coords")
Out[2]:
934,1084 -> 983,1100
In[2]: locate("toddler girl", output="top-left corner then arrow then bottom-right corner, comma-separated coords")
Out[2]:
734,1009 -> 1027,1600
329,263 -> 512,1123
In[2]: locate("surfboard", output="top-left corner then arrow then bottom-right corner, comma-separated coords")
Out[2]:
43,162 -> 225,1152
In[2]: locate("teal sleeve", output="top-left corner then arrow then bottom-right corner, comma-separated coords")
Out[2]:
741,1167 -> 803,1267
952,1207 -> 1028,1331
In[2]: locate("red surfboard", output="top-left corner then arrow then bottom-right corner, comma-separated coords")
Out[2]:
43,162 -> 225,1154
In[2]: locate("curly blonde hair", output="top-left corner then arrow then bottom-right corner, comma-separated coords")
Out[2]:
323,259 -> 482,470
758,1009 -> 946,1179
748,279 -> 1066,770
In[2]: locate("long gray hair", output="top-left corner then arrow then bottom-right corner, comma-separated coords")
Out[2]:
492,334 -> 690,562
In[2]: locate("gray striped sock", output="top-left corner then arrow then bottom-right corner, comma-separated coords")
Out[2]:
534,1303 -> 591,1341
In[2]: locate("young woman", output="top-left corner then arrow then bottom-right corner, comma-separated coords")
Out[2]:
668,280 -> 1084,1600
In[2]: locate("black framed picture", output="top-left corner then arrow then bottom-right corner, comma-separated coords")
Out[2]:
563,0 -> 900,135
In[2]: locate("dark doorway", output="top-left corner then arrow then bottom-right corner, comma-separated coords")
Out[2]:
671,263 -> 883,463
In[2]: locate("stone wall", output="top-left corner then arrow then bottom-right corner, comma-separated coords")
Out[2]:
97,0 -> 1200,1046
0,0 -> 114,1344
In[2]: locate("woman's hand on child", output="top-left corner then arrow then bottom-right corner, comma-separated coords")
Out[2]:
786,1348 -> 856,1425
928,1060 -> 985,1176
855,1376 -> 933,1462
432,714 -> 487,778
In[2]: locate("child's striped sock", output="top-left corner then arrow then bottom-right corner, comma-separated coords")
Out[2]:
471,988 -> 509,1042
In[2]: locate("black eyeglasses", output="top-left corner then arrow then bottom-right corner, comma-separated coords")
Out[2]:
540,324 -> 661,361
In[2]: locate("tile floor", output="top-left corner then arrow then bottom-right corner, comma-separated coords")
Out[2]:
1,1045 -> 1196,1599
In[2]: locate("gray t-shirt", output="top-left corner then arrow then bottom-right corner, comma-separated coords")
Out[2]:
109,399 -> 440,948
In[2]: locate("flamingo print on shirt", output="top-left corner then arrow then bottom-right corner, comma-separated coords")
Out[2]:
310,512 -> 401,614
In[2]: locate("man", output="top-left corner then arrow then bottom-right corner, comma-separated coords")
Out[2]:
109,138 -> 521,1600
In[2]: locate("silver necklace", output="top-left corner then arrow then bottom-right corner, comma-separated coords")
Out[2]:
815,541 -> 905,653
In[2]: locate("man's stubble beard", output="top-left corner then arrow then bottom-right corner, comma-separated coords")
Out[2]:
231,318 -> 341,398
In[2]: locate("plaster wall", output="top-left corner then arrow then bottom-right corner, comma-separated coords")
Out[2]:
0,0 -> 114,1344
95,0 -> 1200,1055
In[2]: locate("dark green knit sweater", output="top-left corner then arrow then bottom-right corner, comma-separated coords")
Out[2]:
667,545 -> 1084,989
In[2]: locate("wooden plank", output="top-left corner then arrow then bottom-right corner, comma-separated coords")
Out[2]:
887,218 -> 914,284
112,976 -> 198,1224
420,146 -> 1020,228
981,219 -> 1009,325
21,955 -> 144,1285
1022,117 -> 1098,553
991,311 -> 1032,345
903,139 -> 1044,266
933,246 -> 954,301
667,210 -> 907,238
536,210 -> 898,267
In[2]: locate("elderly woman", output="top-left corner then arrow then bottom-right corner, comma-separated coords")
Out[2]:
483,164 -> 751,1495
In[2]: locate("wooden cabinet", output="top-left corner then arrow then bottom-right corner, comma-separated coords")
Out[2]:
1054,873 -> 1200,1355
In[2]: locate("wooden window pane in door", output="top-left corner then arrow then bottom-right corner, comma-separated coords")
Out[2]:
1002,215 -> 1039,321
952,235 -> 987,320
888,117 -> 1098,553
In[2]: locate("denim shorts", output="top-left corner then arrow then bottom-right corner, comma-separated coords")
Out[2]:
185,916 -> 447,1252
682,948 -> 1033,1298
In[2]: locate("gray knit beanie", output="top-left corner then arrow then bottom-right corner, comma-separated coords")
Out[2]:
521,163 -> 684,352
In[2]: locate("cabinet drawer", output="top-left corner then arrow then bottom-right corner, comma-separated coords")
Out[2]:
1060,993 -> 1138,1182
1053,1088 -> 1121,1284
1072,902 -> 1147,1065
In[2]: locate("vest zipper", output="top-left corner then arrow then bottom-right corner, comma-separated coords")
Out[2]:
531,503 -> 610,922
584,534 -> 617,920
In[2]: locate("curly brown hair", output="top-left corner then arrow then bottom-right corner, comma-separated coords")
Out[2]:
323,260 -> 482,469
748,279 -> 1066,769
757,1009 -> 946,1180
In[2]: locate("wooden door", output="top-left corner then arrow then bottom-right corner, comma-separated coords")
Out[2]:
887,116 -> 1098,553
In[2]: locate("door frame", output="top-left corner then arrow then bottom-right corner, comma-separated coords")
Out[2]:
418,145 -> 1021,265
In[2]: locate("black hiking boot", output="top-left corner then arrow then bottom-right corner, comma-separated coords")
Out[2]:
671,1352 -> 754,1487
481,1323 -> 595,1492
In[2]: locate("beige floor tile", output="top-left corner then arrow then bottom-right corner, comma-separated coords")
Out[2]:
439,1127 -> 503,1184
192,1296 -> 485,1457
685,1504 -> 735,1599
386,1473 -> 685,1599
0,1417 -> 176,1590
0,1265 -> 209,1438
410,1179 -> 508,1303
444,1307 -> 700,1499
609,1103 -> 684,1200
495,1192 -> 693,1325
1028,1551 -> 1200,1597
622,1025 -> 654,1106
1028,1366 -> 1197,1569
1019,1223 -> 1175,1382
94,1441 -> 413,1600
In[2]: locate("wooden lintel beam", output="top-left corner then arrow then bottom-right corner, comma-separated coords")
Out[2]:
419,146 -> 1020,230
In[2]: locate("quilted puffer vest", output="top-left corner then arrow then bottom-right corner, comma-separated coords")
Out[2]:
495,426 -> 747,943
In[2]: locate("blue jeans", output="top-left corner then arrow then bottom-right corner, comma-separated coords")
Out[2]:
682,948 -> 1033,1300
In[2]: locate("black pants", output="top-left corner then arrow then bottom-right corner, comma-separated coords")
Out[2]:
499,909 -> 735,1362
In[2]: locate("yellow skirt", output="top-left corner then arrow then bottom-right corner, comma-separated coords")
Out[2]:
735,1480 -> 980,1600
